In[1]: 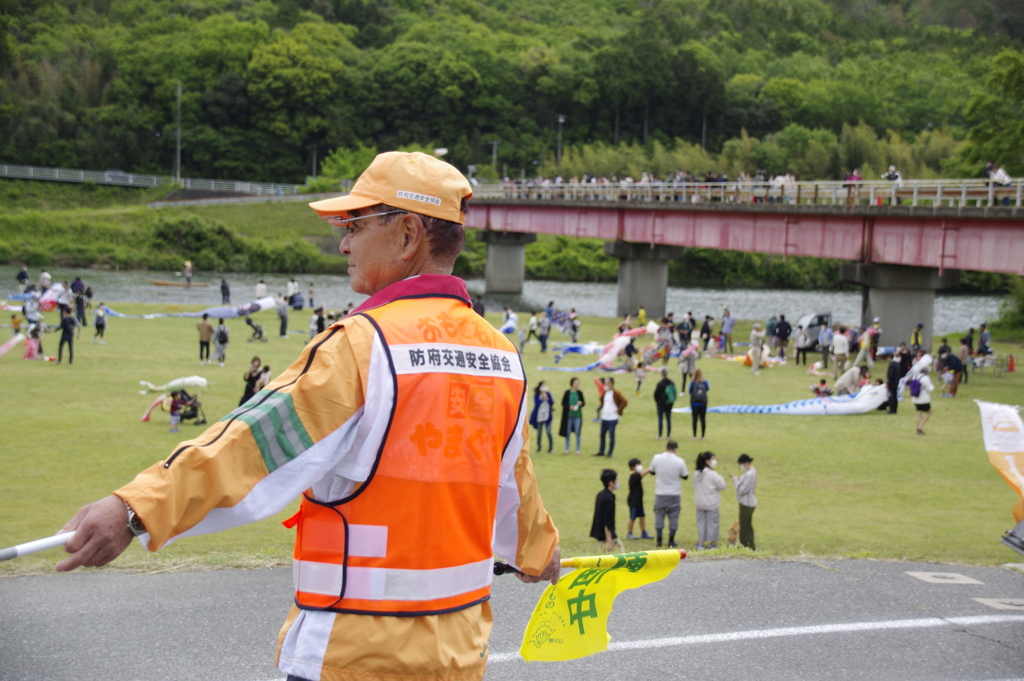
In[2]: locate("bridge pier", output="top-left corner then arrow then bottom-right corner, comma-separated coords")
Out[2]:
477,231 -> 537,294
840,264 -> 960,350
605,242 -> 686,319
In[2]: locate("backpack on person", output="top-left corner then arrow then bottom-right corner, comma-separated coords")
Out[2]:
217,328 -> 228,345
690,382 -> 707,405
908,377 -> 921,397
664,383 -> 677,404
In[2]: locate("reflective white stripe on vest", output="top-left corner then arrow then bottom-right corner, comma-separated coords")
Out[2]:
293,557 -> 494,601
390,343 -> 524,381
349,524 -> 387,558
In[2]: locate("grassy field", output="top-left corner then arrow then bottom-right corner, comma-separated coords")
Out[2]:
1,302 -> 1022,577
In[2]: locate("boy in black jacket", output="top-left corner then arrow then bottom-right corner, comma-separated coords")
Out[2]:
625,458 -> 654,540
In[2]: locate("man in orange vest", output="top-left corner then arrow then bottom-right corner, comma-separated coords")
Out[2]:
54,151 -> 562,681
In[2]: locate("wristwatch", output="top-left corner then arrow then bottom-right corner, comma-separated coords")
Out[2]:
123,499 -> 147,537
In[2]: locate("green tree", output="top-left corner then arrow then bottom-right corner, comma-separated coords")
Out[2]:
964,49 -> 1024,174
246,38 -> 344,146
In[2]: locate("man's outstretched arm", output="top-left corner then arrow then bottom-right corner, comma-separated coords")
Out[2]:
55,319 -> 377,572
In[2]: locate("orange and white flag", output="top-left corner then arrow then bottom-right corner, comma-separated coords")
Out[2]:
976,400 -> 1024,522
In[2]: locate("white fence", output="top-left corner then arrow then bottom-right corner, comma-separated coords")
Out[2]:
0,163 -> 301,197
474,178 -> 1024,208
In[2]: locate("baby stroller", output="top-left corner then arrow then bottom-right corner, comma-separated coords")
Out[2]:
246,315 -> 267,343
177,389 -> 207,425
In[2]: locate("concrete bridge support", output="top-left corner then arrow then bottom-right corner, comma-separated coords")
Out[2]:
840,263 -> 960,350
477,231 -> 537,294
605,242 -> 686,319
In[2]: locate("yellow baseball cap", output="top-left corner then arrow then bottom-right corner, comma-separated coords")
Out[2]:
309,151 -> 473,224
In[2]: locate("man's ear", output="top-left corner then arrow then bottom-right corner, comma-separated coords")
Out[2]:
398,213 -> 426,261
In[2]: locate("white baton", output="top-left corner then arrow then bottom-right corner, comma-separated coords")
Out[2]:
0,532 -> 76,562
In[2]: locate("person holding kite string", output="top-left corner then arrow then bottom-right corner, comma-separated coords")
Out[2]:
55,152 -> 561,681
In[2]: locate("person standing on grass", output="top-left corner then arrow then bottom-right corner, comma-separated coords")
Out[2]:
721,309 -> 736,354
595,377 -> 627,458
38,268 -> 51,293
910,365 -> 935,435
653,367 -> 677,440
74,284 -> 88,328
957,338 -> 971,384
537,312 -> 551,353
830,326 -> 849,378
16,264 -> 29,294
818,323 -> 833,369
689,369 -> 709,440
526,312 -> 539,345
774,314 -> 791,362
678,340 -> 697,391
286,277 -> 299,305
308,307 -> 320,343
212,318 -> 229,367
56,307 -> 79,365
529,381 -> 555,454
197,313 -> 213,365
693,451 -> 726,550
794,324 -> 810,365
276,293 -> 289,339
93,303 -> 108,344
750,323 -> 765,375
626,458 -> 654,541
978,323 -> 991,355
765,316 -> 777,353
308,282 -> 315,310
731,454 -> 757,550
239,357 -> 262,406
648,441 -> 689,548
57,282 -> 73,316
590,469 -> 622,553
221,279 -> 230,305
559,377 -> 585,455
884,352 -> 900,414
700,315 -> 713,351
255,279 -> 268,299
593,376 -> 607,423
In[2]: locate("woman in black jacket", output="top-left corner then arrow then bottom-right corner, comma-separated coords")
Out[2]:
558,377 -> 586,455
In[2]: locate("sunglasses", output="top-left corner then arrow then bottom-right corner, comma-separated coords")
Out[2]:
323,210 -> 407,229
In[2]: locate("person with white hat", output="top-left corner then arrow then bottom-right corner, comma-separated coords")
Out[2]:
54,152 -> 561,681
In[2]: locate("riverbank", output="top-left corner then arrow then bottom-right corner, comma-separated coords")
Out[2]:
1,302 -> 1021,574
0,179 -> 1015,293
0,265 -> 1005,335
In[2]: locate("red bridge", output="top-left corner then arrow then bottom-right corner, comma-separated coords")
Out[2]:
464,182 -> 1024,348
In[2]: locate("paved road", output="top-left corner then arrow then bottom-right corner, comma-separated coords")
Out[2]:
1,559 -> 1022,681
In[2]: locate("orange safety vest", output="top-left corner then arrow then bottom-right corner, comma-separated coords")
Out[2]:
288,295 -> 526,616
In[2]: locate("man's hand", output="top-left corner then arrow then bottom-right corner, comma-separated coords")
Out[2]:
55,495 -> 135,572
515,546 -> 561,586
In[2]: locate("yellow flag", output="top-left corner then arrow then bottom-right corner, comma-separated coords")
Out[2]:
519,550 -> 681,662
976,400 -> 1024,522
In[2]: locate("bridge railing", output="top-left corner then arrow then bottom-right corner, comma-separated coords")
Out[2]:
0,163 -> 302,197
473,178 -> 1024,208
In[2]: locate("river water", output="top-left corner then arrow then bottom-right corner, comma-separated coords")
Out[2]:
1,266 -> 1004,335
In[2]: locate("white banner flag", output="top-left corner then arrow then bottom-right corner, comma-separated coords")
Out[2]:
975,400 -> 1024,522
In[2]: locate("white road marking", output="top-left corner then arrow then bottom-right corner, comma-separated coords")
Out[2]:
906,571 -> 985,584
487,614 -> 1024,663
